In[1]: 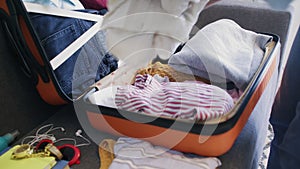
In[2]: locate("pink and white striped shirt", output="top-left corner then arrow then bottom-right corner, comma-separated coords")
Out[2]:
115,74 -> 234,121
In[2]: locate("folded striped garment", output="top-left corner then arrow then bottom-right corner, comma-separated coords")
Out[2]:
115,74 -> 234,121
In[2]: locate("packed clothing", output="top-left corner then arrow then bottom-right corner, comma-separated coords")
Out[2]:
168,19 -> 272,91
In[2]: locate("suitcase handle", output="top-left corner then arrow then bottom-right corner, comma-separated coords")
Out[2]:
1,20 -> 33,78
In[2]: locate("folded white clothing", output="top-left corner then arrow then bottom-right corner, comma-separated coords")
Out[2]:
102,0 -> 209,60
168,19 -> 272,91
88,85 -> 118,108
109,137 -> 222,169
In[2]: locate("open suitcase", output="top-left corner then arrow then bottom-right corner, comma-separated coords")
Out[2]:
0,0 -> 281,156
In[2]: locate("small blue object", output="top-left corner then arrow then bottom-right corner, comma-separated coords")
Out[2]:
0,147 -> 11,156
0,130 -> 19,152
52,160 -> 71,169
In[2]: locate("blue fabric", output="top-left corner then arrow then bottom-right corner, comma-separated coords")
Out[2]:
29,10 -> 118,98
52,160 -> 70,169
268,28 -> 300,169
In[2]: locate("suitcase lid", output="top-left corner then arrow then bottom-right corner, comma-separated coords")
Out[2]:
0,0 -> 113,104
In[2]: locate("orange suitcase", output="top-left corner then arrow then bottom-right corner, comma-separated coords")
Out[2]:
75,36 -> 280,156
0,0 -> 281,156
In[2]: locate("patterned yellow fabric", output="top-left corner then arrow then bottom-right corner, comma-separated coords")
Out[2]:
134,62 -> 209,83
99,139 -> 116,169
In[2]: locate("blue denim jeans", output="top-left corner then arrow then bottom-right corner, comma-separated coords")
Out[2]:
29,10 -> 118,98
267,28 -> 300,169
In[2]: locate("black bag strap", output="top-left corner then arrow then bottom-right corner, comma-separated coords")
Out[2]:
0,0 -> 50,84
